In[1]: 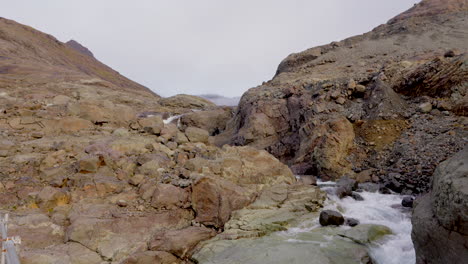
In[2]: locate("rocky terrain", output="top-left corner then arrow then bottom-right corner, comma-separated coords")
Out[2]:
0,0 -> 467,263
212,0 -> 468,196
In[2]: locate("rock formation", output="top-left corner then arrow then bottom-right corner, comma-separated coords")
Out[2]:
215,0 -> 468,194
0,17 -> 309,264
411,147 -> 468,264
0,0 -> 467,263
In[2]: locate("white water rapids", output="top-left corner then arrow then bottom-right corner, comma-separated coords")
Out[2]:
280,181 -> 416,264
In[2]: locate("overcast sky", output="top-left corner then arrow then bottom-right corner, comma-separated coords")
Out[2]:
3,0 -> 419,97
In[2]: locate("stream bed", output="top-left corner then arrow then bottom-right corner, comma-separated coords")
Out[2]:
281,181 -> 415,264
193,181 -> 416,264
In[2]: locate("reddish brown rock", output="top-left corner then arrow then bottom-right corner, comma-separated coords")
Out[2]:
191,177 -> 256,228
151,184 -> 190,210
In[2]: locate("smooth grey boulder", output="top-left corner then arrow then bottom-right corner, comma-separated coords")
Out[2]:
411,147 -> 468,264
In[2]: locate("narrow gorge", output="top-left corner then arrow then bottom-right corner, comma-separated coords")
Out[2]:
0,0 -> 467,263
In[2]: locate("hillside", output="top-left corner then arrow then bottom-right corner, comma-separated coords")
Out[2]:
0,17 -> 157,99
216,0 -> 467,193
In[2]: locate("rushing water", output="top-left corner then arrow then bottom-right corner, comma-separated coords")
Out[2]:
163,114 -> 183,125
281,181 -> 416,264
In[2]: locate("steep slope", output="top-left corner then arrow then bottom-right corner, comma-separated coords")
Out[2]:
217,0 -> 468,194
0,17 -> 156,99
65,39 -> 94,57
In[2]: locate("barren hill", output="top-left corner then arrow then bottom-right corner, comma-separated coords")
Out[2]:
0,17 -> 157,99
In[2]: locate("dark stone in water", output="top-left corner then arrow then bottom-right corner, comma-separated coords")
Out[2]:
401,196 -> 414,208
335,186 -> 352,199
336,176 -> 358,198
359,183 -> 380,193
379,186 -> 392,194
351,192 -> 364,201
346,218 -> 360,227
319,210 -> 345,226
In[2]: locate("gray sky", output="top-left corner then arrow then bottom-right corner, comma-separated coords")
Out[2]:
3,0 -> 419,97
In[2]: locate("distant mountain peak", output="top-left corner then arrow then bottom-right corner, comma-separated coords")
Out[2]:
66,39 -> 94,57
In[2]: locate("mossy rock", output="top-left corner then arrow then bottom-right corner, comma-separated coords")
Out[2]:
338,224 -> 393,245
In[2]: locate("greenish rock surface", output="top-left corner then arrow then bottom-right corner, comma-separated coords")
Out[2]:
338,224 -> 393,244
191,225 -> 392,264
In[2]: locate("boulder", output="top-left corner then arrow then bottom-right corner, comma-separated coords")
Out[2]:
319,210 -> 344,226
180,108 -> 232,135
335,176 -> 358,198
191,177 -> 256,228
185,126 -> 209,143
412,147 -> 468,264
312,117 -> 355,180
138,115 -> 164,134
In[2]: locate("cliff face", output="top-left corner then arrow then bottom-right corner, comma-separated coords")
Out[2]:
215,0 -> 468,194
0,17 -> 157,99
